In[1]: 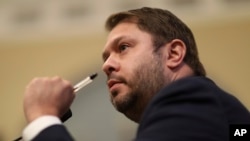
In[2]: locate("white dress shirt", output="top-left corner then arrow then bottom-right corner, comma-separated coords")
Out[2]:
22,116 -> 62,141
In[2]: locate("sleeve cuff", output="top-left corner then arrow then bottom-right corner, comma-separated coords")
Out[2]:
22,115 -> 62,141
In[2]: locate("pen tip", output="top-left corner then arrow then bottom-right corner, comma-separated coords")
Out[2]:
90,73 -> 98,79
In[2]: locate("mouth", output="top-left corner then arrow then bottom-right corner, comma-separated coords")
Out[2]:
107,79 -> 122,89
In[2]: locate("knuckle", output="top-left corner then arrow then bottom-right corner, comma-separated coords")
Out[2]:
26,77 -> 40,88
63,80 -> 73,90
52,76 -> 62,81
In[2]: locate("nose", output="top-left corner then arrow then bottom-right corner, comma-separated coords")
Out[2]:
102,55 -> 120,76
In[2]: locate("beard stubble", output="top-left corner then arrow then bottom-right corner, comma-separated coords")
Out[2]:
110,53 -> 167,122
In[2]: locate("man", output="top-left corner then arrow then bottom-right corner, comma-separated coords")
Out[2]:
21,7 -> 250,141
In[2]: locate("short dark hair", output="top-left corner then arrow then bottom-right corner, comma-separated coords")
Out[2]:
105,7 -> 206,76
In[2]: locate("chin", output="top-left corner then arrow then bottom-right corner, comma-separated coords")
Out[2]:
110,88 -> 131,106
111,92 -> 133,112
111,91 -> 142,122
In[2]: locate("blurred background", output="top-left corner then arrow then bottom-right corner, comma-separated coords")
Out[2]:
1,0 -> 250,140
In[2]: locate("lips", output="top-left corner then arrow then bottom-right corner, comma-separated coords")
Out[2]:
107,79 -> 122,89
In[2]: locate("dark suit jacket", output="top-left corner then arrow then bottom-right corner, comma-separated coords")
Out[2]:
33,76 -> 250,141
136,76 -> 250,141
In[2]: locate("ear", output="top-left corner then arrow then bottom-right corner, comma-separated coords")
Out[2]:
164,39 -> 186,69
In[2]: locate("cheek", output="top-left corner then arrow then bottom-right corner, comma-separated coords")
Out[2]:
120,52 -> 151,84
120,59 -> 137,76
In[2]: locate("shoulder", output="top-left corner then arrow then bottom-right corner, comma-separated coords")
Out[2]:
151,76 -> 218,105
136,77 -> 229,141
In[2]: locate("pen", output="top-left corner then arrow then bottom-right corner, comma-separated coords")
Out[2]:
13,73 -> 98,141
61,72 -> 98,121
60,73 -> 98,122
74,73 -> 98,92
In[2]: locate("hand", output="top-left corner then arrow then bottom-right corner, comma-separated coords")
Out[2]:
23,76 -> 75,123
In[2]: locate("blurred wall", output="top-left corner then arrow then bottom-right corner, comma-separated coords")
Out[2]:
1,0 -> 250,141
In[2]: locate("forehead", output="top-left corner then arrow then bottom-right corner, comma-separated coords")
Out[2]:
103,21 -> 153,50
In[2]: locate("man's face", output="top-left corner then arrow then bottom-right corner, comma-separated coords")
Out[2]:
102,21 -> 166,122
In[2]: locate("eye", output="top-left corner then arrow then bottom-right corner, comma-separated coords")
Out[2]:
119,44 -> 129,52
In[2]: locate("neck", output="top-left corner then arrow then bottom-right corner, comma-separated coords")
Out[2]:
170,63 -> 194,82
